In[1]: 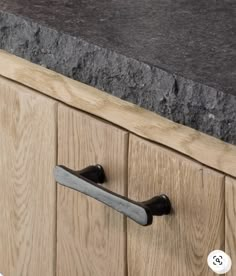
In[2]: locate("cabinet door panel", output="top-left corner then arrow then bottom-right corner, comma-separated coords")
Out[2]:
128,134 -> 224,276
57,104 -> 128,276
225,176 -> 236,276
0,77 -> 57,275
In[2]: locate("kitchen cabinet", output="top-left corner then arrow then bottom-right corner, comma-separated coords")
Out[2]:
0,59 -> 235,275
0,77 -> 57,275
55,107 -> 226,276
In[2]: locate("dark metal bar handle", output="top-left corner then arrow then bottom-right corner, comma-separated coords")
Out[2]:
54,165 -> 171,226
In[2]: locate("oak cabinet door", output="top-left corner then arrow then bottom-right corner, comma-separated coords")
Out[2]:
128,134 -> 225,276
0,77 -> 57,275
225,176 -> 236,276
57,104 -> 128,276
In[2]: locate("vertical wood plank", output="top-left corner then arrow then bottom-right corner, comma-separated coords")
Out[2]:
225,177 -> 236,275
128,134 -> 225,276
0,78 -> 57,275
57,104 -> 128,276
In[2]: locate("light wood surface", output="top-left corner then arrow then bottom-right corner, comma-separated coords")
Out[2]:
225,176 -> 236,276
57,104 -> 128,276
0,51 -> 236,178
127,134 -> 225,276
0,77 -> 57,275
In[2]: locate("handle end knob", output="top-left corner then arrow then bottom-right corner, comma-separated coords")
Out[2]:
143,194 -> 172,216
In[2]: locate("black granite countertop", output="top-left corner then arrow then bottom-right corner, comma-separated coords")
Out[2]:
0,0 -> 236,144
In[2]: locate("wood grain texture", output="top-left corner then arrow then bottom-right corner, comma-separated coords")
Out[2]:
57,104 -> 128,276
128,134 -> 225,276
0,51 -> 236,178
0,77 -> 57,275
225,177 -> 236,276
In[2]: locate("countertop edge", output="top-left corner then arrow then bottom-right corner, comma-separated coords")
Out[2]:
1,10 -> 236,145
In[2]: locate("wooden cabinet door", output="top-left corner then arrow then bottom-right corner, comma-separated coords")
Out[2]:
57,104 -> 128,276
225,176 -> 236,276
128,134 -> 225,276
0,77 -> 57,275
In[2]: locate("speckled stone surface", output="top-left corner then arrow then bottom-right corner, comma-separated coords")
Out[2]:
0,0 -> 236,144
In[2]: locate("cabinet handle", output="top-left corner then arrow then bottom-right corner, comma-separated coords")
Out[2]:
54,165 -> 171,226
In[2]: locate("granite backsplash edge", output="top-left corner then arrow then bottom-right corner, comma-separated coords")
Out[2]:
1,11 -> 236,145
